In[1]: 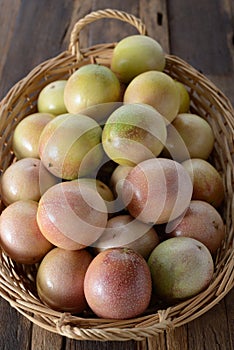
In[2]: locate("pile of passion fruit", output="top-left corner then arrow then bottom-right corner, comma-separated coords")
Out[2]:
0,35 -> 225,319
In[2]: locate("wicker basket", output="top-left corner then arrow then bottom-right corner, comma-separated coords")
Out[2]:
0,9 -> 233,342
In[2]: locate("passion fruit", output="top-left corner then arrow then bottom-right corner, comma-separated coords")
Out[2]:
102,103 -> 167,166
37,80 -> 68,116
0,158 -> 58,206
0,200 -> 53,264
12,112 -> 54,159
37,180 -> 108,250
164,200 -> 225,254
111,35 -> 165,83
84,247 -> 152,319
122,158 -> 193,225
36,247 -> 93,313
38,113 -> 104,180
148,237 -> 214,303
93,214 -> 160,259
64,64 -> 121,114
124,71 -> 180,124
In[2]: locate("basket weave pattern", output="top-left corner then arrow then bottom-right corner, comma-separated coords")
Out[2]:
0,9 -> 233,341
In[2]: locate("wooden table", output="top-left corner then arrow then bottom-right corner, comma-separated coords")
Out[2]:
0,1 -> 233,349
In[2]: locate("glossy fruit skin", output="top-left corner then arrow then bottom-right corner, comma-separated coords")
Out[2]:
164,200 -> 225,254
148,237 -> 214,303
163,113 -> 215,161
36,247 -> 93,313
64,64 -> 121,114
182,158 -> 225,208
12,112 -> 54,159
110,164 -> 133,197
37,80 -> 68,115
0,200 -> 53,264
124,71 -> 180,124
84,247 -> 152,319
122,158 -> 193,225
111,35 -> 166,84
109,164 -> 133,211
38,113 -> 103,180
102,103 -> 167,166
79,101 -> 121,124
37,181 -> 108,250
76,178 -> 115,216
0,158 -> 59,206
93,214 -> 160,259
174,81 -> 190,113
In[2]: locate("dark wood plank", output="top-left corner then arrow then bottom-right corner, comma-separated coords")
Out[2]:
187,300 -> 232,350
225,288 -> 234,350
147,333 -> 167,350
0,298 -> 32,350
139,0 -> 170,53
0,0 -> 75,100
89,0 -> 142,45
0,0 -> 21,81
166,326 -> 189,350
167,0 -> 233,74
167,0 -> 234,105
60,0 -> 92,54
31,324 -> 64,350
65,339 -> 137,350
137,338 -> 148,350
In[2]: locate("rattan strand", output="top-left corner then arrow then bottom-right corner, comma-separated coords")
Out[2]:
0,8 -> 233,342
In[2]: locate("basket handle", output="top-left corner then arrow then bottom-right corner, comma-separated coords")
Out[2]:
69,9 -> 147,60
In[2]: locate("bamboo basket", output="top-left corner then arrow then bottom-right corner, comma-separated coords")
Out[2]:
0,9 -> 233,342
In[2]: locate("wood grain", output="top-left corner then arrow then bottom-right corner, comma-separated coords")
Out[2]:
31,324 -> 64,350
139,0 -> 170,53
187,300 -> 232,350
226,289 -> 234,349
167,0 -> 234,105
0,0 -> 75,99
0,298 -> 32,350
0,0 -> 21,82
65,339 -> 137,350
0,1 -> 233,349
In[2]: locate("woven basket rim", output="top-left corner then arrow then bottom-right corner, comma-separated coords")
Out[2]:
0,9 -> 234,342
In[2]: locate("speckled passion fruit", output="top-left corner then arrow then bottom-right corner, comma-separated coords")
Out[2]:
164,200 -> 225,255
38,113 -> 104,180
0,158 -> 58,206
148,237 -> 214,303
122,158 -> 193,225
102,103 -> 167,166
0,200 -> 53,264
163,113 -> 215,162
37,180 -> 108,250
12,112 -> 54,159
182,158 -> 225,208
84,247 -> 152,319
93,214 -> 160,259
124,71 -> 180,124
76,178 -> 115,216
36,247 -> 93,313
64,64 -> 121,114
111,35 -> 166,84
37,80 -> 68,116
